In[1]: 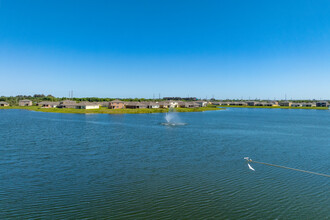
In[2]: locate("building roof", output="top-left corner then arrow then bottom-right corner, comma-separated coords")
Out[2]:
20,99 -> 32,102
125,102 -> 147,107
0,101 -> 9,104
38,101 -> 60,105
158,101 -> 170,105
76,101 -> 99,106
110,99 -> 124,103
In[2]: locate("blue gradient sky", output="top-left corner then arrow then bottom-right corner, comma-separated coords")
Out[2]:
1,0 -> 330,99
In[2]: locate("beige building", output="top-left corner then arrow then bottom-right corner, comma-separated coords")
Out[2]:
279,102 -> 292,107
302,103 -> 316,107
19,100 -> 32,106
109,100 -> 125,109
58,100 -> 77,108
37,101 -> 59,108
125,102 -> 147,109
0,101 -> 9,107
291,103 -> 302,107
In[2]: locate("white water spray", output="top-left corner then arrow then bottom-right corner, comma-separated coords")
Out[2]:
162,107 -> 186,126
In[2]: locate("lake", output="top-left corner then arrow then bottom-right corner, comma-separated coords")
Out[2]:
0,108 -> 329,219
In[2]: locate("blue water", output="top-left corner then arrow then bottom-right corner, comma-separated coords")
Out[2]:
0,108 -> 329,219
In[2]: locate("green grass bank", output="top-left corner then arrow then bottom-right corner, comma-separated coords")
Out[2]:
0,106 -> 221,114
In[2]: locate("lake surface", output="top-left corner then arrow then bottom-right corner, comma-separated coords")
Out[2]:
0,108 -> 329,219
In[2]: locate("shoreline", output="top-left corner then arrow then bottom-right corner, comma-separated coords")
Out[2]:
0,106 -> 222,114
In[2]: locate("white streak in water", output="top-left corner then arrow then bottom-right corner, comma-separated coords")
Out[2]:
248,163 -> 255,171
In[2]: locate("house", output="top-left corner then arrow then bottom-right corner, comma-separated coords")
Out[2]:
109,100 -> 125,109
255,102 -> 274,106
302,103 -> 316,107
57,100 -> 77,108
187,102 -> 200,108
146,102 -> 160,109
98,102 -> 110,107
75,102 -> 100,109
168,101 -> 179,108
125,102 -> 147,109
271,101 -> 279,106
291,103 -> 302,107
178,102 -> 188,108
178,102 -> 200,108
158,100 -> 178,108
178,102 -> 196,108
229,102 -> 247,106
255,102 -> 264,106
247,101 -> 256,106
219,102 -> 229,106
19,99 -> 32,106
316,101 -> 328,107
194,101 -> 208,107
0,101 -> 9,107
263,103 -> 275,106
279,102 -> 292,107
37,101 -> 59,108
158,102 -> 170,108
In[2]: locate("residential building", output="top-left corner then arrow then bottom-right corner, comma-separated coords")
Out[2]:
146,102 -> 160,109
158,102 -> 170,108
37,101 -> 59,108
75,102 -> 100,109
19,100 -> 32,106
302,103 -> 316,107
57,100 -> 77,108
247,101 -> 256,106
219,102 -> 229,106
98,102 -> 110,107
168,101 -> 179,108
109,100 -> 125,109
279,102 -> 292,107
0,101 -> 9,107
125,102 -> 147,109
194,101 -> 208,107
263,103 -> 275,106
316,101 -> 328,107
291,103 -> 302,107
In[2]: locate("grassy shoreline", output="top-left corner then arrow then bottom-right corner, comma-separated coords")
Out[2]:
219,105 -> 328,110
0,106 -> 221,114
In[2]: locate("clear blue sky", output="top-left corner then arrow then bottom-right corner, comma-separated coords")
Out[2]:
1,0 -> 330,99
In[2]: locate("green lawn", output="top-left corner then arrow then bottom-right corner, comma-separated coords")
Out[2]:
0,106 -> 221,114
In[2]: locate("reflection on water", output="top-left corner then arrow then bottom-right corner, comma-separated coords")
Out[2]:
0,108 -> 329,219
